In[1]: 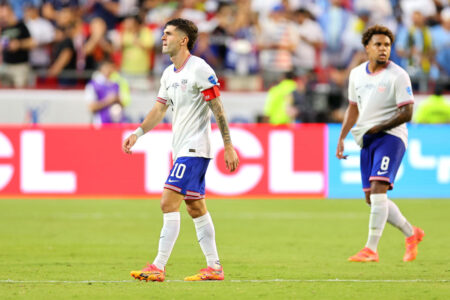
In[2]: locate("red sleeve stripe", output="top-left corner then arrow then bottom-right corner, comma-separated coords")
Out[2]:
397,100 -> 414,107
201,85 -> 220,101
349,99 -> 357,105
157,97 -> 168,104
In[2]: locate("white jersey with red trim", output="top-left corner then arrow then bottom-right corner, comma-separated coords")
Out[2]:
156,55 -> 219,160
348,61 -> 414,148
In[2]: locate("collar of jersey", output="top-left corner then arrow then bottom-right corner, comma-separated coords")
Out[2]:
174,54 -> 192,73
366,61 -> 390,76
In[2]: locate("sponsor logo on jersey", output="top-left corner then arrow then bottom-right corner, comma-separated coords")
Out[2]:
377,170 -> 388,175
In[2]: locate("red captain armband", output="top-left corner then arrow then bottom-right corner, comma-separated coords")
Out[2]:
202,85 -> 220,101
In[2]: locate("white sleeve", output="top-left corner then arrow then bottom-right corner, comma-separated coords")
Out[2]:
395,71 -> 414,107
85,83 -> 96,103
156,71 -> 170,105
195,60 -> 219,92
348,70 -> 357,104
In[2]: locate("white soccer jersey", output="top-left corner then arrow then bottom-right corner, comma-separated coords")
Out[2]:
348,61 -> 414,148
157,55 -> 219,160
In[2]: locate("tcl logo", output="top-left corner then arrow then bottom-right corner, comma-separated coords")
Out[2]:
0,131 -> 76,193
128,127 -> 325,196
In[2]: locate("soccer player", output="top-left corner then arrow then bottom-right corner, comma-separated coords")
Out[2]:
336,25 -> 424,262
122,18 -> 239,281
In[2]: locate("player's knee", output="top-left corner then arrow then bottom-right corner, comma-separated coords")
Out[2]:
160,199 -> 178,213
186,201 -> 207,218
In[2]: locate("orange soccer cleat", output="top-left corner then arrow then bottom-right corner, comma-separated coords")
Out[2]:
348,247 -> 379,262
403,227 -> 425,262
184,266 -> 224,281
130,263 -> 165,282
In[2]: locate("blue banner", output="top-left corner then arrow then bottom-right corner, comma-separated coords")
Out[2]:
328,124 -> 450,198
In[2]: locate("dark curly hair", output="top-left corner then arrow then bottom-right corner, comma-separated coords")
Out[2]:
361,25 -> 395,46
165,18 -> 198,51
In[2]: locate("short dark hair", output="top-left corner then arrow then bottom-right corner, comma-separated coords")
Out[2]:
165,18 -> 198,51
361,25 -> 395,46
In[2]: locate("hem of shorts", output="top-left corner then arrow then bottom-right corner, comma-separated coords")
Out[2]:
164,184 -> 182,193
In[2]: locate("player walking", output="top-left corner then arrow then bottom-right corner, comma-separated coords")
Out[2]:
336,25 -> 424,262
123,18 -> 239,281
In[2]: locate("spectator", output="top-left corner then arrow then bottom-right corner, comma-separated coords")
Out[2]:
118,14 -> 154,89
431,7 -> 450,77
292,8 -> 324,75
42,0 -> 79,23
48,21 -> 77,86
192,26 -> 219,69
172,0 -> 206,26
413,82 -> 450,124
399,0 -> 437,27
353,0 -> 393,25
318,0 -> 352,68
144,0 -> 177,27
340,9 -> 370,67
83,17 -> 114,73
82,0 -> 119,31
208,2 -> 233,72
0,2 -> 33,88
287,78 -> 316,123
257,4 -> 298,88
396,10 -> 434,91
86,59 -> 125,123
8,0 -> 41,21
23,4 -> 55,70
263,71 -> 298,124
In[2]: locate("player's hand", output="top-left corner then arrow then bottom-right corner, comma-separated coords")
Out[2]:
122,134 -> 138,154
336,139 -> 347,160
224,145 -> 239,172
366,125 -> 382,134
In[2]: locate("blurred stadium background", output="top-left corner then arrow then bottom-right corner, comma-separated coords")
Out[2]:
0,0 -> 449,299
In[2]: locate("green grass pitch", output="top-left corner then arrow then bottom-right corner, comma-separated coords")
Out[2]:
0,199 -> 449,299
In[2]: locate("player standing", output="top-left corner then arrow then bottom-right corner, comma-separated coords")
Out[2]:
122,18 -> 239,281
336,25 -> 424,262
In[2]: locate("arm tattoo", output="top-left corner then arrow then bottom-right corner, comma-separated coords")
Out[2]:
207,97 -> 232,146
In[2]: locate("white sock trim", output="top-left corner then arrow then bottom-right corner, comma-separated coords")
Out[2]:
164,211 -> 180,221
193,212 -> 212,228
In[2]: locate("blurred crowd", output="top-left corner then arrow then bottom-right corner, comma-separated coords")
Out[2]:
0,0 -> 449,123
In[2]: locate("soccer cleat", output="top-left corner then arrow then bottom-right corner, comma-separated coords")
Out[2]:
184,266 -> 224,281
403,227 -> 425,262
348,247 -> 379,262
130,263 -> 165,282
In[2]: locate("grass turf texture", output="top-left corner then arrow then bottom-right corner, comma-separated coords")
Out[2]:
0,199 -> 448,299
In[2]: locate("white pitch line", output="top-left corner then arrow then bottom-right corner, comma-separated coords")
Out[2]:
0,279 -> 448,284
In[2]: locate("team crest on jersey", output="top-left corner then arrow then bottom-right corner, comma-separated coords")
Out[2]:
208,75 -> 217,85
181,79 -> 188,91
406,86 -> 412,96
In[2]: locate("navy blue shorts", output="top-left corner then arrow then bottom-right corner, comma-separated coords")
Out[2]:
360,132 -> 405,191
164,157 -> 210,200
